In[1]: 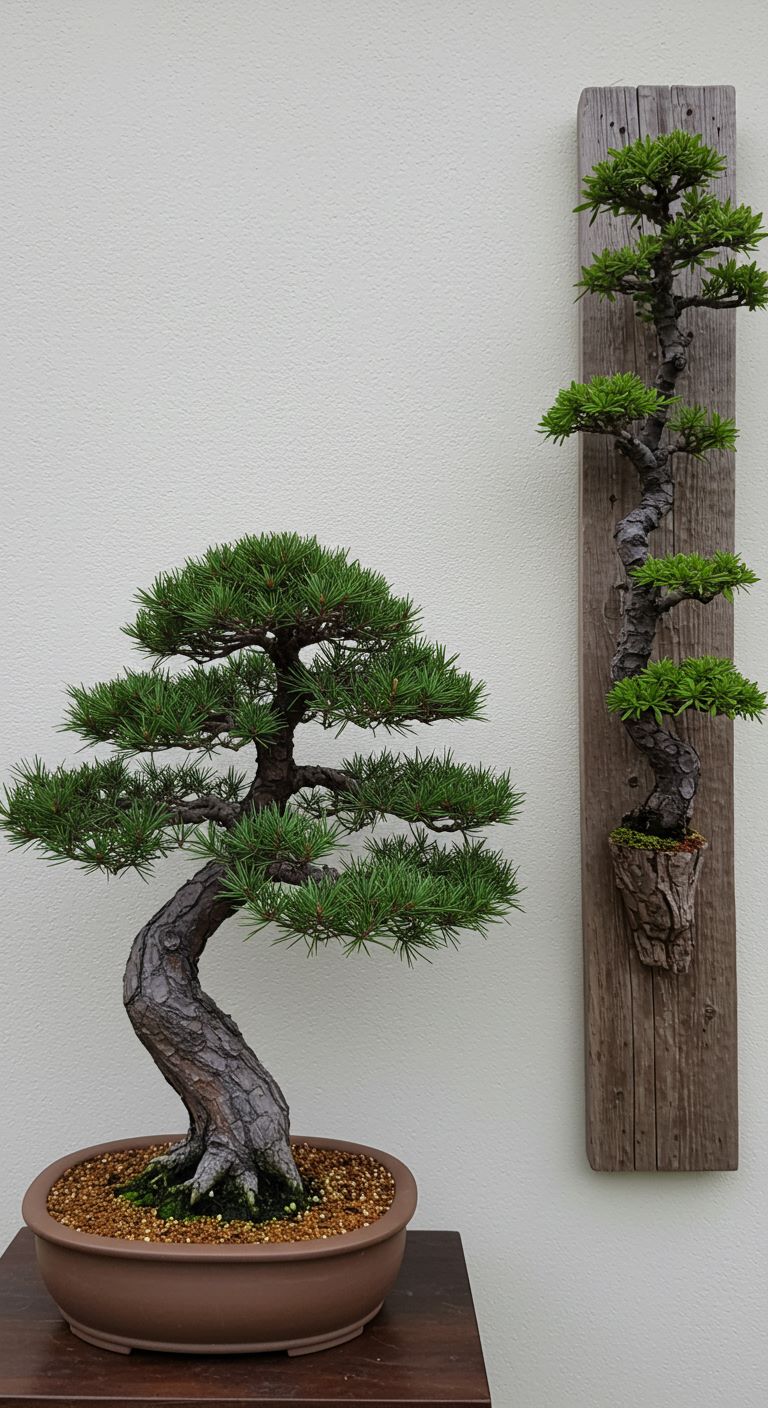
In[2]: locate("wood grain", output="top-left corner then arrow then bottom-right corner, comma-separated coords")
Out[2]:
579,86 -> 738,1172
0,1229 -> 491,1408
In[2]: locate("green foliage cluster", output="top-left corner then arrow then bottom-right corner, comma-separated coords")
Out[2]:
293,639 -> 485,732
1,534 -> 521,957
321,750 -> 522,832
576,132 -> 726,222
209,829 -> 520,962
66,656 -> 281,754
609,825 -> 705,853
538,373 -> 674,443
606,657 -> 767,724
696,258 -> 768,310
580,198 -> 767,311
666,405 -> 737,457
194,805 -> 342,872
663,191 -> 766,261
575,133 -> 767,318
576,236 -> 659,304
124,533 -> 416,662
631,551 -> 757,603
540,377 -> 738,456
0,757 -> 244,875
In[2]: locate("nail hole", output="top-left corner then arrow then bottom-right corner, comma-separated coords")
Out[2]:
686,108 -> 693,116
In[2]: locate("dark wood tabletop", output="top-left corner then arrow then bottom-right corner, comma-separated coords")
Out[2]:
0,1228 -> 491,1407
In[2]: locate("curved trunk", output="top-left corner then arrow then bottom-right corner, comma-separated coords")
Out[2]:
608,278 -> 701,838
123,860 -> 301,1206
622,716 -> 701,835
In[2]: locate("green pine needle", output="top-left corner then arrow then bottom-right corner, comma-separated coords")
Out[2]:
606,657 -> 767,724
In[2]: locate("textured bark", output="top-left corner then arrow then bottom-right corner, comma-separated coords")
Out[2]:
609,270 -> 702,839
621,717 -> 701,834
124,861 -> 302,1204
610,840 -> 707,974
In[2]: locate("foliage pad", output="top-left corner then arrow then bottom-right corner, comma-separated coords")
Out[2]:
606,657 -> 767,724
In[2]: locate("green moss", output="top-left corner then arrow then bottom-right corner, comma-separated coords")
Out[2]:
609,825 -> 706,853
117,1162 -> 321,1225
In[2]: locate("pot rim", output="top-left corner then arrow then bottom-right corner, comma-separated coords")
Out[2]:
22,1134 -> 418,1263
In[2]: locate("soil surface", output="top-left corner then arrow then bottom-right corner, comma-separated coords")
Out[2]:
46,1142 -> 396,1245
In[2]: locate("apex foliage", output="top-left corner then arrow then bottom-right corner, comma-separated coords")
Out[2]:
1,534 -> 521,958
124,533 -> 416,662
576,131 -> 726,223
575,132 -> 768,319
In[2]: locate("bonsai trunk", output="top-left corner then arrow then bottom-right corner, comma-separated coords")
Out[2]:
622,715 -> 701,836
123,859 -> 302,1205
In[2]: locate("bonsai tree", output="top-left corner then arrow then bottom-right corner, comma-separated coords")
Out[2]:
1,534 -> 521,1214
540,132 -> 768,973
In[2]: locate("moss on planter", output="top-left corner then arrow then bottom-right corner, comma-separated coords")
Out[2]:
609,825 -> 706,854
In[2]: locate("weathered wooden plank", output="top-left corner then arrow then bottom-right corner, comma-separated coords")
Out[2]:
579,86 -> 738,1171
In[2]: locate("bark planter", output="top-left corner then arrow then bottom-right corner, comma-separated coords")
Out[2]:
22,1134 -> 417,1356
609,838 -> 708,975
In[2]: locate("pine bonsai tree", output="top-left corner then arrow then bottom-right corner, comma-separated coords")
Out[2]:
541,132 -> 768,973
1,534 -> 521,1216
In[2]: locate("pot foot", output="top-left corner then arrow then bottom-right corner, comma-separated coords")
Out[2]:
68,1320 -> 132,1354
287,1323 -> 367,1356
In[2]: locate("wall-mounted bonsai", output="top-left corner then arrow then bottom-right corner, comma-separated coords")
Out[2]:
3,533 -> 521,1355
542,131 -> 767,974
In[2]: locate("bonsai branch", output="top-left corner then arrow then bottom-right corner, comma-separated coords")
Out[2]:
168,796 -> 242,828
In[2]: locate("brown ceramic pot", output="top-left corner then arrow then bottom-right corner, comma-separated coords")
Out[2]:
22,1133 -> 418,1356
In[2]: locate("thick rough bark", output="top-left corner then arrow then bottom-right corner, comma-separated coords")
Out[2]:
610,270 -> 702,838
610,840 -> 707,974
124,860 -> 301,1205
621,717 -> 701,834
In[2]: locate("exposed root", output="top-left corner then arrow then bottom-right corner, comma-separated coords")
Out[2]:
181,1140 -> 236,1205
145,1132 -> 205,1179
119,1135 -> 314,1224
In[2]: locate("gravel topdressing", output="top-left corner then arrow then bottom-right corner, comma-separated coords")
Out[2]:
46,1142 -> 396,1245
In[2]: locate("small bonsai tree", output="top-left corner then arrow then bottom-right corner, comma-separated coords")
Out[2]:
540,132 -> 768,972
1,534 -> 520,1216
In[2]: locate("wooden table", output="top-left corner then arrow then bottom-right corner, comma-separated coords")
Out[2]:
0,1229 -> 491,1407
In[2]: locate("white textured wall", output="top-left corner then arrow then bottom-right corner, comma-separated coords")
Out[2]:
2,4 -> 767,1404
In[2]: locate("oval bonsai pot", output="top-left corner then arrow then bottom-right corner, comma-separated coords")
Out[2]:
22,1134 -> 418,1356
